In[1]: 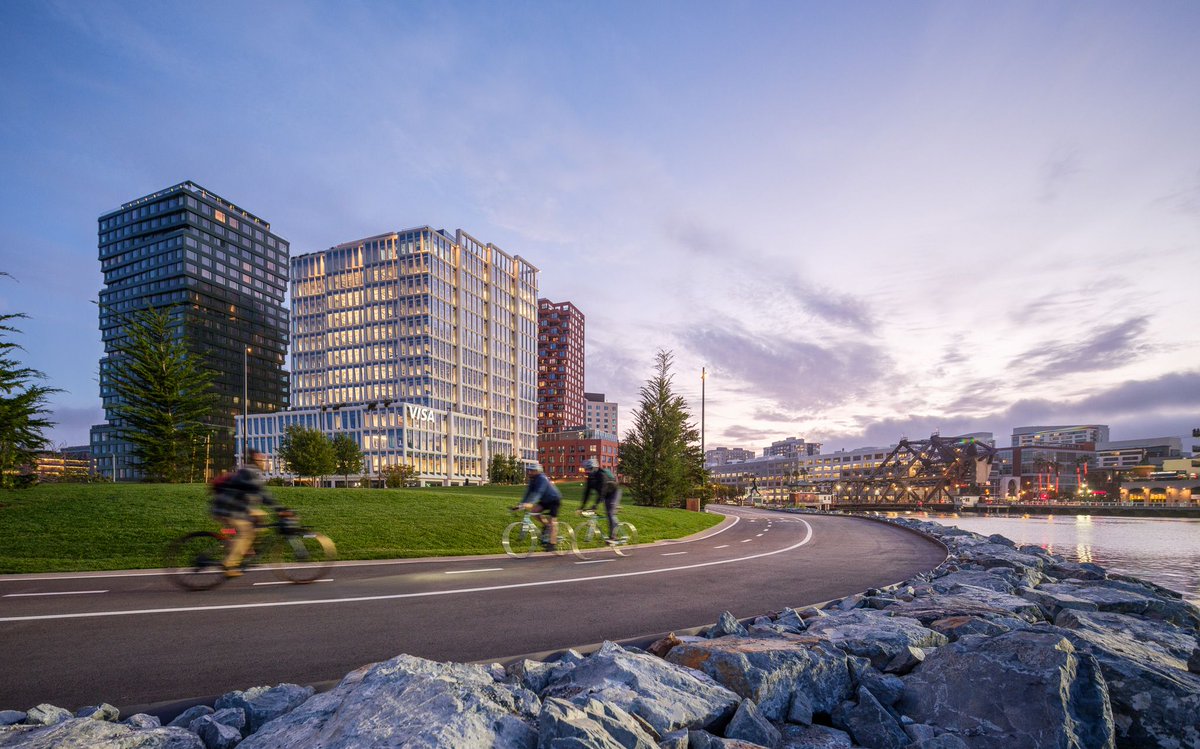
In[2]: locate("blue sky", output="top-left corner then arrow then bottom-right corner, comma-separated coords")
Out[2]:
1,1 -> 1197,453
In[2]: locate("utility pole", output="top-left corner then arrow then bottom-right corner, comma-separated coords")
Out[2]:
701,366 -> 707,458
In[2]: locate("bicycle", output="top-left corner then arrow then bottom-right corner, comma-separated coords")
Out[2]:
165,507 -> 337,591
502,507 -> 578,558
573,509 -> 638,556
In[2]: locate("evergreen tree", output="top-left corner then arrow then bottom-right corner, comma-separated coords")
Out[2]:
488,453 -> 525,484
331,432 -> 364,486
107,305 -> 217,483
0,299 -> 60,489
278,424 -> 336,484
619,349 -> 706,506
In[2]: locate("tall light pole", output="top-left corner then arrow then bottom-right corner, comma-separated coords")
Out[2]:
240,345 -> 250,468
701,366 -> 707,458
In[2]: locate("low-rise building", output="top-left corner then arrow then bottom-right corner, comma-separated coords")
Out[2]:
536,427 -> 618,481
705,446 -> 756,466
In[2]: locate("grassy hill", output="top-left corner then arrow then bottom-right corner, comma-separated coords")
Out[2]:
0,482 -> 721,574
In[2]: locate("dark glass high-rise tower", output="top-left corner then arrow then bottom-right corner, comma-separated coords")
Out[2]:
90,182 -> 290,480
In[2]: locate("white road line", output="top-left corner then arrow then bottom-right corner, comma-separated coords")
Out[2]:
756,533 -> 764,537
0,520 -> 815,623
574,560 -> 613,565
741,539 -> 753,543
3,590 -> 108,598
714,545 -> 729,549
252,579 -> 333,586
661,551 -> 688,556
444,568 -> 503,575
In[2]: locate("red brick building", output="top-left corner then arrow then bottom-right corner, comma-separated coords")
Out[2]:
537,299 -> 585,434
537,428 -> 620,482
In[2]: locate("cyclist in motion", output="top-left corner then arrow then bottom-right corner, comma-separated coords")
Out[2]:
579,458 -> 621,544
517,461 -> 562,550
210,449 -> 276,577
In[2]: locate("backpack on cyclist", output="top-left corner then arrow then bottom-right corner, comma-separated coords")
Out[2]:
208,471 -> 240,518
599,468 -> 619,500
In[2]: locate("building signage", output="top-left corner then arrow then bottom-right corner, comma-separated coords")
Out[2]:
405,403 -> 437,424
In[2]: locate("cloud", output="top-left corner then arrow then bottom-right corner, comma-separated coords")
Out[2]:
1154,168 -> 1200,216
1037,147 -> 1082,204
722,424 -> 776,442
679,324 -> 890,412
1013,316 -> 1152,379
662,216 -> 877,334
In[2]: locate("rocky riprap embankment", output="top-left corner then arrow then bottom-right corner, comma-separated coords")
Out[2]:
3,516 -> 1198,748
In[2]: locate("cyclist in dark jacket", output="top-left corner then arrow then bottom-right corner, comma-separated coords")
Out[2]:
518,462 -> 562,549
211,449 -> 276,576
580,458 -> 622,543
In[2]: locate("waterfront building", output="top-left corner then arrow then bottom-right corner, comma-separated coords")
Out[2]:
537,299 -> 585,434
763,437 -> 822,458
704,446 -> 756,466
990,444 -> 1095,500
708,444 -> 894,503
91,182 -> 290,480
242,227 -> 539,485
1012,425 -> 1109,447
1094,436 -> 1183,471
584,392 -> 619,436
537,427 -> 619,481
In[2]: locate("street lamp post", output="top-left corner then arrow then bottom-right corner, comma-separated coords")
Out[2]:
701,366 -> 707,458
240,346 -> 250,468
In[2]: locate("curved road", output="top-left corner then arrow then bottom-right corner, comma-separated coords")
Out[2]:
0,507 -> 944,714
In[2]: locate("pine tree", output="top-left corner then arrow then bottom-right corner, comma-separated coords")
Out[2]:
619,349 -> 706,506
107,305 -> 218,482
0,302 -> 60,489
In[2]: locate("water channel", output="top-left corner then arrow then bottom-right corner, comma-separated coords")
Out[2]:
907,512 -> 1200,603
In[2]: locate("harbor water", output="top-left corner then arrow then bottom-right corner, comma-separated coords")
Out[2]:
909,512 -> 1200,604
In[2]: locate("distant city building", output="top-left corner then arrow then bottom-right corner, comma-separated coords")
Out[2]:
1094,436 -> 1183,471
1011,425 -> 1109,448
537,299 -> 585,434
242,227 -> 539,485
705,446 -> 756,466
584,392 -> 619,436
91,182 -> 290,481
762,437 -> 821,458
31,446 -> 92,481
537,427 -> 619,481
991,444 -> 1095,499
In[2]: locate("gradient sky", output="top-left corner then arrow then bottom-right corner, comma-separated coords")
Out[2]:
1,1 -> 1197,454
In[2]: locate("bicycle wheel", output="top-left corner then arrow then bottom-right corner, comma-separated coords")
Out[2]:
573,519 -> 601,553
552,523 -> 579,557
612,522 -> 638,556
270,531 -> 336,583
165,532 -> 227,591
503,521 -> 538,558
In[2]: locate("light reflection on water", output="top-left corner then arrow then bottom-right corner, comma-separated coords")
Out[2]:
910,512 -> 1200,603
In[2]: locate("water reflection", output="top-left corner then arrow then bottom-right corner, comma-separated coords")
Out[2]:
914,512 -> 1200,603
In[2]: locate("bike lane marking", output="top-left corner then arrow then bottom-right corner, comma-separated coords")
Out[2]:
444,568 -> 504,575
4,590 -> 108,597
253,579 -> 334,586
0,518 -> 813,623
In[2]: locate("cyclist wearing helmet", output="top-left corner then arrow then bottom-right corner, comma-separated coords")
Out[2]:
210,449 -> 276,577
518,461 -> 562,550
580,458 -> 622,544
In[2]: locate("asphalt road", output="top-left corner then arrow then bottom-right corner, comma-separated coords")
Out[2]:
0,507 -> 945,714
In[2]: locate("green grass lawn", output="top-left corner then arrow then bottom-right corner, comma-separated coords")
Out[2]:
0,482 -> 722,574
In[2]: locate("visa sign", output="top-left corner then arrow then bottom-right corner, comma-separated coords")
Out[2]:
405,403 -> 437,424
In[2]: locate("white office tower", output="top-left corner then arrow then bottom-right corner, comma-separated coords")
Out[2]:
244,227 -> 539,485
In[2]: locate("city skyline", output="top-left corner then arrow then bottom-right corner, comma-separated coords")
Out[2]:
1,2 -> 1198,454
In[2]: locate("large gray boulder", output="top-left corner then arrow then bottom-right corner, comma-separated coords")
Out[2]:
542,641 -> 739,736
0,719 -> 203,748
802,609 -> 949,670
536,697 -> 658,749
723,699 -> 780,748
1041,580 -> 1200,629
831,686 -> 907,749
1053,610 -> 1200,748
885,589 -> 1045,626
929,570 -> 1018,595
899,629 -> 1114,749
926,614 -> 1026,641
778,723 -> 853,748
214,683 -> 312,734
238,653 -> 539,748
23,705 -> 71,726
664,633 -> 853,719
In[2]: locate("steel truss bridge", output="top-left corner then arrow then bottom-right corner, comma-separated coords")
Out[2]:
818,434 -> 997,507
